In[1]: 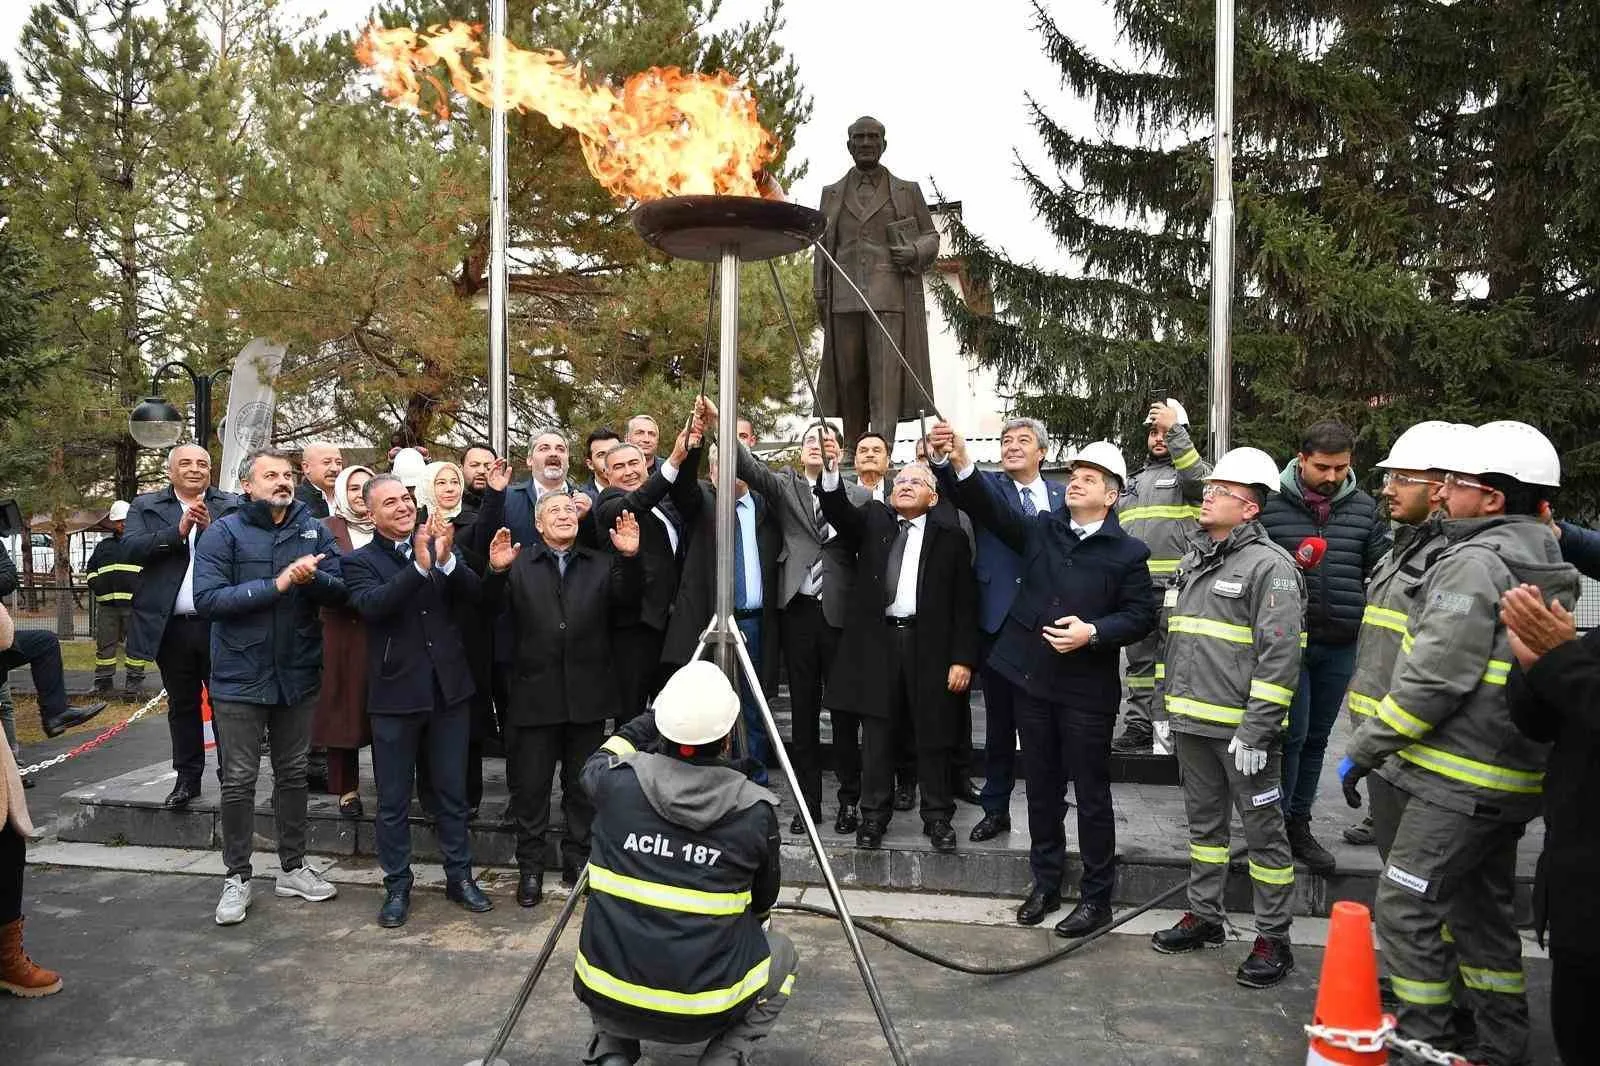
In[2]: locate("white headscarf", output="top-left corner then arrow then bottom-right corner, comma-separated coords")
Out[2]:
417,460 -> 466,521
330,465 -> 376,549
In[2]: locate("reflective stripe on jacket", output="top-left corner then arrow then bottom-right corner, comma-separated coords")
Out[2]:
84,534 -> 142,603
1117,424 -> 1209,586
1340,516 -> 1446,728
1348,515 -> 1579,823
1157,521 -> 1305,748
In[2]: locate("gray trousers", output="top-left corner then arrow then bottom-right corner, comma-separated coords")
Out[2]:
584,930 -> 800,1066
1174,732 -> 1295,939
1374,786 -> 1530,1065
213,696 -> 314,880
1122,624 -> 1162,731
93,603 -> 145,686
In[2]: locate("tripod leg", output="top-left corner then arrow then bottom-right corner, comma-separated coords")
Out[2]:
689,613 -> 751,762
725,616 -> 913,1066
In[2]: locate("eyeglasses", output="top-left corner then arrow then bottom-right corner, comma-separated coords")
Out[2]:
1444,473 -> 1493,493
1201,484 -> 1253,504
892,475 -> 934,490
1382,472 -> 1444,489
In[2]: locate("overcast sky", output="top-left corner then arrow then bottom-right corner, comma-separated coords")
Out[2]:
0,0 -> 1134,269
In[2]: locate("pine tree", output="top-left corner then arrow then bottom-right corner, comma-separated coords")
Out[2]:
937,0 -> 1600,509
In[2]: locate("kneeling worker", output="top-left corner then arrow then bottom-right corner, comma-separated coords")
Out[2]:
575,660 -> 797,1066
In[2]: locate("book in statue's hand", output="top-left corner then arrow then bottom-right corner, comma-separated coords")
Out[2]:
886,217 -> 921,256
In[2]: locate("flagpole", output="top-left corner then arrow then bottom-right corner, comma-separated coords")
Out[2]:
1208,0 -> 1235,457
487,0 -> 510,458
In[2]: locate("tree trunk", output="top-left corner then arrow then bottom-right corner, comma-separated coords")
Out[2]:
51,510 -> 72,638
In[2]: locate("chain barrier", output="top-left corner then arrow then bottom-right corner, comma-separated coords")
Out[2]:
17,689 -> 169,777
1305,1017 -> 1482,1065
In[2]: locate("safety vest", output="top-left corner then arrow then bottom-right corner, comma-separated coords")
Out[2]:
1118,424 -> 1209,586
85,534 -> 142,604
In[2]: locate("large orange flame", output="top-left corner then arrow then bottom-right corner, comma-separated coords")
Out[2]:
355,21 -> 778,201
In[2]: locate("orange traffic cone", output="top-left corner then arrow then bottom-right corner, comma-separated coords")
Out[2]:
200,684 -> 216,752
1307,901 -> 1389,1064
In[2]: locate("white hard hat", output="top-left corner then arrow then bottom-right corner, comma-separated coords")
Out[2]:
652,661 -> 740,746
390,447 -> 427,488
1145,398 -> 1190,427
1205,447 -> 1281,493
1070,441 -> 1128,486
1471,421 -> 1561,488
108,500 -> 130,521
1376,421 -> 1454,471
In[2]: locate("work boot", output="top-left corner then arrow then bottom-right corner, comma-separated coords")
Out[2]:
122,682 -> 145,703
41,700 -> 107,738
0,918 -> 62,998
1151,912 -> 1226,954
1343,816 -> 1374,846
1286,814 -> 1337,875
1235,935 -> 1294,988
1111,726 -> 1152,754
92,678 -> 113,696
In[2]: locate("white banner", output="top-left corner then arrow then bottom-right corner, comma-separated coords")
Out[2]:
218,337 -> 286,493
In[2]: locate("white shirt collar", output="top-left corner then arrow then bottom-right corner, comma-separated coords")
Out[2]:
1072,518 -> 1105,539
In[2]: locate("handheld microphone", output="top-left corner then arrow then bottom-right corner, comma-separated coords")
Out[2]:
1294,536 -> 1327,571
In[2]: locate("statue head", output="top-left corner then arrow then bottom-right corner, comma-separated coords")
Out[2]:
847,116 -> 886,171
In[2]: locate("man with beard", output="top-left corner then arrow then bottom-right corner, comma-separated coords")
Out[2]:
459,444 -> 498,526
500,429 -> 593,550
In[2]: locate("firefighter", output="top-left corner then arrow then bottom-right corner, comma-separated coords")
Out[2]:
83,501 -> 146,698
1340,420 -> 1578,1065
1148,447 -> 1304,988
575,660 -> 798,1066
1113,398 -> 1210,754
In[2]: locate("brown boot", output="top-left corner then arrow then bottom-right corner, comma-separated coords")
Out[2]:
0,917 -> 62,997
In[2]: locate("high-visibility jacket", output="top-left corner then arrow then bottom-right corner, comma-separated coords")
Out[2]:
1348,515 -> 1580,823
575,714 -> 783,1041
1117,424 -> 1209,585
1340,515 -> 1446,728
1156,521 -> 1306,749
84,533 -> 141,604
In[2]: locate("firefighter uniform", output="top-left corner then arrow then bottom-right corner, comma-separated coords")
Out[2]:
575,712 -> 798,1065
1158,521 -> 1304,939
1348,514 -> 1579,1064
1117,421 -> 1209,741
84,531 -> 146,692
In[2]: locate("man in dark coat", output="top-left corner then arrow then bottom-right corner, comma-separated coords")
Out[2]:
294,443 -> 342,520
342,474 -> 492,928
815,459 -> 978,852
1258,420 -> 1390,872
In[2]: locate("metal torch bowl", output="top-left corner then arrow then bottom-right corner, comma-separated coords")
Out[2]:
632,195 -> 825,263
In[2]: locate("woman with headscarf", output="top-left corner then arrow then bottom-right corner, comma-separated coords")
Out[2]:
416,459 -> 497,816
315,465 -> 375,817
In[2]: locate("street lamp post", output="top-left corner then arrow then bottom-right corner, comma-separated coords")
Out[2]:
127,361 -> 230,450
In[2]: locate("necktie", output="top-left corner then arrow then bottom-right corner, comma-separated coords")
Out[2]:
556,551 -> 568,579
807,495 -> 828,590
397,539 -> 413,562
1018,484 -> 1038,517
734,503 -> 751,610
884,518 -> 911,607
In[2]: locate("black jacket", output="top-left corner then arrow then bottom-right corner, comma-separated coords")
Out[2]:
1507,631 -> 1600,956
481,542 -> 643,727
593,448 -> 704,632
0,542 -> 15,597
341,538 -> 481,715
947,468 -> 1156,704
294,478 -> 330,520
1258,462 -> 1389,645
122,486 -> 242,661
84,533 -> 141,605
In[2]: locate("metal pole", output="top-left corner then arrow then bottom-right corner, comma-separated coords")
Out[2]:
487,0 -> 510,460
1207,0 -> 1235,458
713,245 -> 741,685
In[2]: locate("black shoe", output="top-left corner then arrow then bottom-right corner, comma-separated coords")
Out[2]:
1055,900 -> 1113,939
1151,913 -> 1226,954
22,775 -> 34,790
560,861 -> 581,888
93,680 -> 113,695
954,780 -> 982,805
1016,889 -> 1062,926
377,890 -> 410,928
337,793 -> 364,819
789,812 -> 815,835
892,785 -> 914,811
1111,728 -> 1153,754
1287,815 -> 1337,875
163,780 -> 201,809
1236,935 -> 1294,988
446,878 -> 493,913
834,805 -> 860,834
925,820 -> 957,853
517,869 -> 544,908
969,813 -> 1011,842
122,685 -> 145,703
42,701 -> 107,739
1343,816 -> 1374,847
855,822 -> 884,850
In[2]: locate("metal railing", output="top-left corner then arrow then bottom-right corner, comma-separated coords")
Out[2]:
4,582 -> 94,640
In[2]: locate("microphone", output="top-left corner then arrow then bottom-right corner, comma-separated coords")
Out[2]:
1294,536 -> 1327,571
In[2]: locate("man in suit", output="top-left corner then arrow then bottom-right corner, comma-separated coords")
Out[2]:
123,444 -> 240,808
341,474 -> 493,928
484,502 -> 643,907
715,402 -> 869,833
594,419 -> 705,722
930,417 -> 1067,841
853,432 -> 892,502
581,428 -> 620,503
499,429 -> 592,549
815,459 -> 979,853
813,116 -> 941,444
627,415 -> 662,473
662,443 -> 783,782
294,443 -> 343,519
932,425 -> 1156,933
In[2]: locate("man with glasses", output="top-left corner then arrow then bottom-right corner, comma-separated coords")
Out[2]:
1149,447 -> 1304,989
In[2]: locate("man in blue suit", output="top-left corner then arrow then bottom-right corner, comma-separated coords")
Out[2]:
931,425 -> 1156,935
930,417 -> 1066,841
342,473 -> 493,928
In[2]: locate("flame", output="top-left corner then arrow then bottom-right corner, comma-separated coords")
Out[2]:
355,20 -> 778,201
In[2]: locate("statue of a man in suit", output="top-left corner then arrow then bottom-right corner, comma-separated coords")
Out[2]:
814,116 -> 940,445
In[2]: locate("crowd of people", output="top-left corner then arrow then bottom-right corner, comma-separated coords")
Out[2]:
0,393 -> 1592,1066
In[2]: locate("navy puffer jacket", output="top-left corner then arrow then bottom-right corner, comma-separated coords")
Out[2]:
1258,461 -> 1390,645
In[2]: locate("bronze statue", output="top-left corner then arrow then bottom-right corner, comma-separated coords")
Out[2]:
814,116 -> 940,445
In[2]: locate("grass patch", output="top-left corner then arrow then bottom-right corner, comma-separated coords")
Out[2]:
58,640 -> 101,673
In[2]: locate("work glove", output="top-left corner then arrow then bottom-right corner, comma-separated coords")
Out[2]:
1338,756 -> 1370,809
1152,720 -> 1173,755
1227,736 -> 1268,776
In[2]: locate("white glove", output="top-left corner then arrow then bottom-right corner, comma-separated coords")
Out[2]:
1152,721 -> 1173,755
1228,736 -> 1268,776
